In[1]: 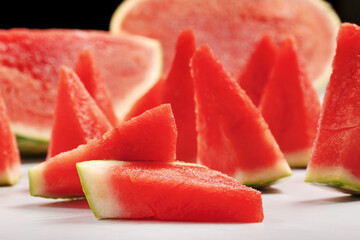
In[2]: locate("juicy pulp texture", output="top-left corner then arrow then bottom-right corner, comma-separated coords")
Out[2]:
77,160 -> 264,222
47,66 -> 112,158
238,34 -> 278,106
0,97 -> 21,185
305,23 -> 360,193
112,0 -> 340,89
260,39 -> 321,167
75,49 -> 118,126
191,45 -> 291,187
29,104 -> 177,198
0,29 -> 162,143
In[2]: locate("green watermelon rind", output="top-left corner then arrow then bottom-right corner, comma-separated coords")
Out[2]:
17,135 -> 48,156
245,172 -> 292,189
305,167 -> 360,195
0,169 -> 21,186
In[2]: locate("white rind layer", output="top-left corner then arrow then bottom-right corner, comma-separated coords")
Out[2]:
305,165 -> 360,193
284,147 -> 313,168
234,159 -> 292,187
0,164 -> 21,186
28,163 -> 45,197
77,161 -> 127,218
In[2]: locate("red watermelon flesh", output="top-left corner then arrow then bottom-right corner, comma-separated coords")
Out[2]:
124,78 -> 164,120
238,34 -> 278,106
47,66 -> 112,158
0,96 -> 21,186
75,49 -> 118,126
305,23 -> 360,193
259,38 -> 321,168
0,29 -> 161,141
191,45 -> 291,186
77,160 -> 264,222
126,30 -> 198,163
112,0 -> 340,88
29,104 -> 177,198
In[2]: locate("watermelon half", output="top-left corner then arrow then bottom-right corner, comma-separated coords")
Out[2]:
191,45 -> 291,187
77,160 -> 264,222
0,29 -> 162,153
110,0 -> 340,89
305,23 -> 360,194
29,104 -> 177,198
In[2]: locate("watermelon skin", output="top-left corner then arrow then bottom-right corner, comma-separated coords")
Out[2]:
0,96 -> 21,186
259,38 -> 321,168
0,29 -> 162,145
74,49 -> 118,126
305,23 -> 360,193
112,0 -> 340,89
126,30 -> 198,163
191,45 -> 291,187
47,66 -> 112,158
29,104 -> 177,198
238,34 -> 278,107
77,160 -> 264,222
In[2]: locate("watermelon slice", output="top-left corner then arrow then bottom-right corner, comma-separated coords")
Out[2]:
238,34 -> 278,106
191,45 -> 291,187
259,38 -> 321,168
305,23 -> 360,193
29,104 -> 177,198
0,96 -> 21,185
74,49 -> 118,126
77,160 -> 264,222
126,30 -> 197,163
0,29 -> 162,153
110,0 -> 340,89
47,66 -> 112,158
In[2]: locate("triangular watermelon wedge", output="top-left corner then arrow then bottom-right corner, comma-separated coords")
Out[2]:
191,45 -> 291,187
0,96 -> 21,186
306,23 -> 360,193
77,160 -> 264,222
259,38 -> 321,168
126,30 -> 198,163
238,34 -> 278,106
75,49 -> 118,126
47,66 -> 113,158
29,104 -> 177,198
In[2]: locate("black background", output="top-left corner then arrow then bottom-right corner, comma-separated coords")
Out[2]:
0,0 -> 357,30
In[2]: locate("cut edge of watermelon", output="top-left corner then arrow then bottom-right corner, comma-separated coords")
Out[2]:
77,160 -> 126,218
0,165 -> 21,186
233,160 -> 291,188
28,163 -> 45,197
309,0 -> 341,90
305,166 -> 360,194
284,147 -> 312,168
113,34 -> 163,121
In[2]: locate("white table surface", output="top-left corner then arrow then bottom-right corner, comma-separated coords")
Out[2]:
1,159 -> 360,240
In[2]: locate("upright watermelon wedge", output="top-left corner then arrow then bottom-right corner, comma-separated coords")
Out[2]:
111,0 -> 340,89
305,23 -> 360,194
74,49 -> 118,126
29,104 -> 177,198
191,45 -> 291,187
0,29 -> 162,153
126,30 -> 197,163
77,160 -> 264,222
0,96 -> 21,186
260,38 -> 321,168
47,66 -> 112,158
238,34 -> 278,106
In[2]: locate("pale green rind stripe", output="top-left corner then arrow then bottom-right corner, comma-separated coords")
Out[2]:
17,135 -> 48,156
